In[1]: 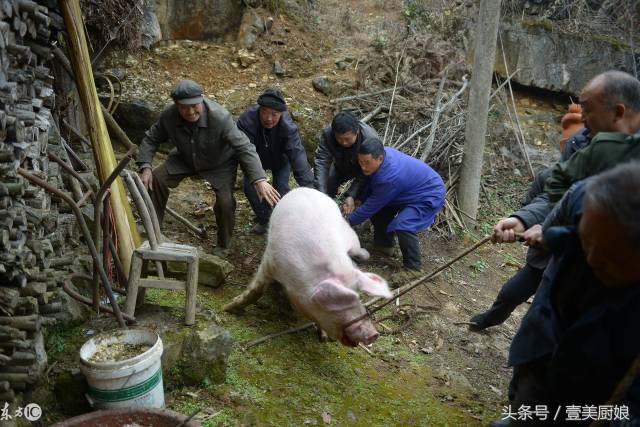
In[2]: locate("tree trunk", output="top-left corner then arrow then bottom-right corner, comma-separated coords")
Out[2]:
456,0 -> 502,224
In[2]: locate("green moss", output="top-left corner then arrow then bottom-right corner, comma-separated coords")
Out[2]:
521,17 -> 554,32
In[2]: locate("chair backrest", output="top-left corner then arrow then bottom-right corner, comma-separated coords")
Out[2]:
123,171 -> 163,248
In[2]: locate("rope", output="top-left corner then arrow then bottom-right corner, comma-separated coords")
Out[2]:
343,235 -> 492,329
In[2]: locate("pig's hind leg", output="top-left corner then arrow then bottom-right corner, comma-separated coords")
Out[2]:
223,261 -> 274,314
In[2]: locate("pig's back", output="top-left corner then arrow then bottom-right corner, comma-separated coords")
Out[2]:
267,188 -> 353,281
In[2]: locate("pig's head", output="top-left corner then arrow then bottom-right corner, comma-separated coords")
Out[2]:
309,271 -> 392,347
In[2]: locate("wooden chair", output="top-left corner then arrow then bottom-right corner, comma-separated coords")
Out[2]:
122,171 -> 199,325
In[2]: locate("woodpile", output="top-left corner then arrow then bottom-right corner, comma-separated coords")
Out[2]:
0,0 -> 76,402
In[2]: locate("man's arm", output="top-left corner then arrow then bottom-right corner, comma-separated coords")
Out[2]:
137,116 -> 169,170
348,181 -> 401,226
314,132 -> 333,193
545,144 -> 592,205
284,121 -> 314,187
221,111 -> 265,183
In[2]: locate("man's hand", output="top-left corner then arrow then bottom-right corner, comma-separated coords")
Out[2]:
140,167 -> 153,190
342,196 -> 356,215
254,180 -> 281,207
523,224 -> 544,247
492,217 -> 525,244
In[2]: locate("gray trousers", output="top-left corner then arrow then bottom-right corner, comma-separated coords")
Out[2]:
150,163 -> 236,248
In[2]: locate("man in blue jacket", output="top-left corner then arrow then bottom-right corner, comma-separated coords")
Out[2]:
348,137 -> 445,275
237,89 -> 314,234
497,162 -> 640,426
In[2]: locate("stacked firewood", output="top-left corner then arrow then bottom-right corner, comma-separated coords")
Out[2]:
0,0 -> 77,403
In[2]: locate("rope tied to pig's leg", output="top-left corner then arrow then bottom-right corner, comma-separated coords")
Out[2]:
342,235 -> 493,331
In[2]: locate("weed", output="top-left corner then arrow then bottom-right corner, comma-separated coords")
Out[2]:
472,259 -> 489,273
371,33 -> 388,52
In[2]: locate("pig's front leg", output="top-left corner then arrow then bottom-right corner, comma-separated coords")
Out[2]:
223,261 -> 273,314
348,247 -> 369,262
345,222 -> 370,262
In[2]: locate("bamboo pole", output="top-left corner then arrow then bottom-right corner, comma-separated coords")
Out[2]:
59,0 -> 140,274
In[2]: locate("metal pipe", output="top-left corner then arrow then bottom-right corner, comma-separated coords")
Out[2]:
64,273 -> 136,324
124,171 -> 164,279
48,151 -> 94,196
17,168 -> 127,328
93,148 -> 136,301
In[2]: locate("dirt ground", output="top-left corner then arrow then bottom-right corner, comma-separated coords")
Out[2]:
44,1 -> 575,425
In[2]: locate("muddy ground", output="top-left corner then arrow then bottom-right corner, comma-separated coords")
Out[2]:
43,0 -> 574,425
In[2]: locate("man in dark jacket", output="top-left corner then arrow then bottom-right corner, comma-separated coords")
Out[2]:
498,163 -> 640,426
469,129 -> 590,331
137,80 -> 280,255
237,89 -> 314,234
314,111 -> 379,214
348,137 -> 445,276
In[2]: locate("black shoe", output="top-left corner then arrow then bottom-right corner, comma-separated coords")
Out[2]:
468,313 -> 490,332
251,222 -> 268,235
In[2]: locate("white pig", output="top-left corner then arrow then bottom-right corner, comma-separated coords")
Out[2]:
223,187 -> 392,346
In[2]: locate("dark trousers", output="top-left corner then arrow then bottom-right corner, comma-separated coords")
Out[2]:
371,206 -> 422,270
243,162 -> 291,225
508,357 -> 558,425
150,163 -> 236,248
479,264 -> 543,327
325,164 -> 349,199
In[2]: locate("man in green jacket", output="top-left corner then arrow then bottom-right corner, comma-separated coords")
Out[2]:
137,80 -> 280,255
545,70 -> 640,204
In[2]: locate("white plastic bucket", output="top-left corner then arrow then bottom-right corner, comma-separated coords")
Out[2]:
79,329 -> 164,410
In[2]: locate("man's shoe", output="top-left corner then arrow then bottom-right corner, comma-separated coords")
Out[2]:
468,312 -> 491,332
369,244 -> 395,257
212,246 -> 230,258
251,222 -> 268,235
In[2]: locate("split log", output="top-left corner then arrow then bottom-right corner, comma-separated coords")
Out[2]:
0,314 -> 40,331
0,286 -> 20,315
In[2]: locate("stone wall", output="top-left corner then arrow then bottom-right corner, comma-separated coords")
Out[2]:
145,0 -> 244,44
493,18 -> 637,95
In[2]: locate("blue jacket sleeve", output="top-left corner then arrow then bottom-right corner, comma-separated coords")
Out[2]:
348,181 -> 401,226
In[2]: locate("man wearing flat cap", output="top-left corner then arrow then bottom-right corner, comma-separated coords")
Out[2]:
137,79 -> 280,255
237,89 -> 314,234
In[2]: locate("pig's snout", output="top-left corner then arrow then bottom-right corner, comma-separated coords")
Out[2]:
344,321 -> 380,346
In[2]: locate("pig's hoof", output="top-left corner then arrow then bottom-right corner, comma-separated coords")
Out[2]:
317,327 -> 330,343
349,248 -> 370,262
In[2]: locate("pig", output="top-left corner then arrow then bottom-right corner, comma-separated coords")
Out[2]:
223,187 -> 392,346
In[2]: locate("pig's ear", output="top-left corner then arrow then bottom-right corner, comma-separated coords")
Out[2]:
355,271 -> 392,299
311,279 -> 360,312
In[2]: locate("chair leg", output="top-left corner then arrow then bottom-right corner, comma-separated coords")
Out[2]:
184,257 -> 199,326
125,253 -> 144,317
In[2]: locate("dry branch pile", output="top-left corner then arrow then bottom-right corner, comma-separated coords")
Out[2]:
79,0 -> 144,54
0,0 -> 83,403
335,35 -> 470,232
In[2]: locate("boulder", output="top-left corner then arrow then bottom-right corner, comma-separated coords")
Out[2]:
167,250 -> 234,288
141,0 -> 162,48
179,325 -> 233,385
153,0 -> 244,42
134,306 -> 233,386
237,9 -> 265,50
312,76 -> 332,96
112,99 -> 162,146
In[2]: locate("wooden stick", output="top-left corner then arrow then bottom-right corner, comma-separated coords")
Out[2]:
60,0 -> 140,275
